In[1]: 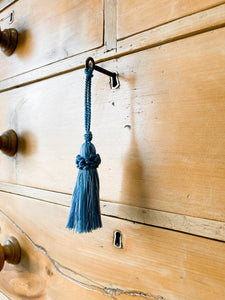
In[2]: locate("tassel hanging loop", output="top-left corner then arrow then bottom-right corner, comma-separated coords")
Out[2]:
66,63 -> 102,233
84,66 -> 93,134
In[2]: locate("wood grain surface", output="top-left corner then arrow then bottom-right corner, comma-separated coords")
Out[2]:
0,207 -> 132,300
1,3 -> 225,93
1,182 -> 225,243
104,0 -> 117,51
0,191 -> 225,300
0,0 -> 103,81
0,28 -> 224,222
0,1 -> 224,299
117,0 -> 225,39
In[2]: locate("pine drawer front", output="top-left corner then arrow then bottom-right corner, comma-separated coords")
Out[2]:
117,0 -> 224,39
0,191 -> 225,300
0,0 -> 103,81
0,28 -> 225,222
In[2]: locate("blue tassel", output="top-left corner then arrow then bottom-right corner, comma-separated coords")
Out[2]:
66,65 -> 102,233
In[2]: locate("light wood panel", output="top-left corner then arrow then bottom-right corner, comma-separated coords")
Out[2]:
0,192 -> 225,300
0,0 -> 103,80
117,0 -> 225,39
0,3 -> 224,93
104,0 -> 117,51
0,206 -> 125,300
0,28 -> 225,222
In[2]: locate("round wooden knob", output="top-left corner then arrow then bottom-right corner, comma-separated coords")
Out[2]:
0,27 -> 18,56
0,237 -> 21,272
0,130 -> 18,156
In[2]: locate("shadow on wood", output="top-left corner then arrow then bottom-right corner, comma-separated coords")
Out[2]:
120,74 -> 149,214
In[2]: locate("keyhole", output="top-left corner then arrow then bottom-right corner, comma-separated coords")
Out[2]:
113,230 -> 123,249
9,11 -> 14,24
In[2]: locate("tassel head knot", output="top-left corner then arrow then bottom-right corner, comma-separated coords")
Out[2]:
84,131 -> 93,142
76,140 -> 101,170
76,153 -> 101,170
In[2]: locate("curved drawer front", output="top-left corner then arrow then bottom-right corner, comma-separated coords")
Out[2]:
0,192 -> 225,300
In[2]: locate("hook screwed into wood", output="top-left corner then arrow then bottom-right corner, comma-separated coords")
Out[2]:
85,57 -> 120,89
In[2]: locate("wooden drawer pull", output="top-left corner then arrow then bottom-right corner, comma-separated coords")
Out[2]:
0,237 -> 21,272
0,27 -> 18,56
0,129 -> 18,156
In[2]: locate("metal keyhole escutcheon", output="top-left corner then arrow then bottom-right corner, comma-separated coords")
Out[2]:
113,230 -> 123,249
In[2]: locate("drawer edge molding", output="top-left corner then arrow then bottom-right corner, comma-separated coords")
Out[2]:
0,0 -> 17,12
0,182 -> 224,243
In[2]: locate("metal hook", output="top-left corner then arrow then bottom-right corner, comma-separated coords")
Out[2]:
85,57 -> 120,89
85,57 -> 95,70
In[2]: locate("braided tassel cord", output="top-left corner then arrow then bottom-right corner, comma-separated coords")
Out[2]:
66,66 -> 102,233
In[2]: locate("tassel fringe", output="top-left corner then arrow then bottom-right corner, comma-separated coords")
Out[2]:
66,140 -> 102,233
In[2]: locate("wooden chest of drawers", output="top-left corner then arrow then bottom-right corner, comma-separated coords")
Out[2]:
0,1 -> 224,299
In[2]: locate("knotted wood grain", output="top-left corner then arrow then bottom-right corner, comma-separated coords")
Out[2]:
0,192 -> 225,299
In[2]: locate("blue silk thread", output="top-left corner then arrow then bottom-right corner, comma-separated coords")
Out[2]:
66,64 -> 102,233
